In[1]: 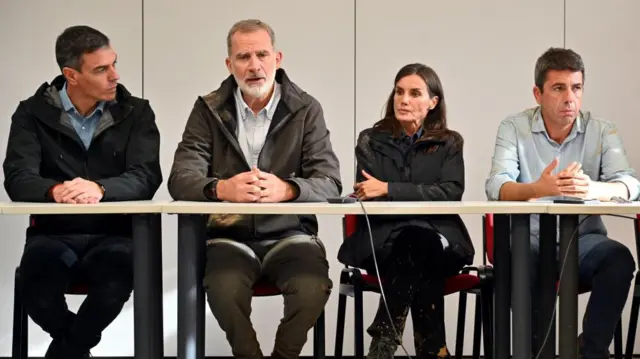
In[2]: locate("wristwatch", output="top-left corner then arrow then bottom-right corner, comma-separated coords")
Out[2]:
205,179 -> 219,200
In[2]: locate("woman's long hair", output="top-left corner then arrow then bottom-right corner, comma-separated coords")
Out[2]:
373,63 -> 462,150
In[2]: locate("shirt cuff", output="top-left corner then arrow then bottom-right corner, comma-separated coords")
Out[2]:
485,174 -> 514,201
609,175 -> 640,201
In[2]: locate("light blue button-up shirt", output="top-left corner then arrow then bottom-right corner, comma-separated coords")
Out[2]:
59,82 -> 105,149
486,107 -> 640,241
233,83 -> 281,168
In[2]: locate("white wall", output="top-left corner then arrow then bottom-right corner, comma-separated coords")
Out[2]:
0,0 -> 638,356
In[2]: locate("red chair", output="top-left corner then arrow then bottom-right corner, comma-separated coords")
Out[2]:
334,215 -> 494,359
12,266 -> 90,359
252,280 -> 326,359
483,214 -> 630,359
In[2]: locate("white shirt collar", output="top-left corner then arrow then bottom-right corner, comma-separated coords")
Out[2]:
234,82 -> 281,121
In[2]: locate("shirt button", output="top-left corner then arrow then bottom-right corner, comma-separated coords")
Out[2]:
82,126 -> 86,130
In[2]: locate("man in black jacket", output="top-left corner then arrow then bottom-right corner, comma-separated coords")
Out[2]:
3,26 -> 162,359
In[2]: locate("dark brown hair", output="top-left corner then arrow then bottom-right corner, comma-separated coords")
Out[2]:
373,63 -> 462,150
55,25 -> 110,72
534,47 -> 585,92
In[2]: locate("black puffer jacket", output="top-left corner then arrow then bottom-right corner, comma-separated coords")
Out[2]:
337,127 -> 474,269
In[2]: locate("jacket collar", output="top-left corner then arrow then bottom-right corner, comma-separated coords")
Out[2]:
203,68 -> 307,112
59,81 -> 107,117
28,75 -> 133,133
369,128 -> 447,149
35,75 -> 132,105
200,68 -> 309,133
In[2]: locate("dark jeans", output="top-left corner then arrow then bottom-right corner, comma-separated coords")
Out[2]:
203,235 -> 332,359
19,234 -> 133,351
531,233 -> 636,359
366,227 -> 460,359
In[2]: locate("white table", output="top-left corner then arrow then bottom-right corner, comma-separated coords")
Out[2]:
164,200 -> 548,215
547,201 -> 640,215
6,200 -> 636,359
166,200 -> 548,359
0,200 -> 164,214
0,200 -> 165,359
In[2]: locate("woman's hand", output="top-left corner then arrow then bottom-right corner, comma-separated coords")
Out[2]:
354,170 -> 388,200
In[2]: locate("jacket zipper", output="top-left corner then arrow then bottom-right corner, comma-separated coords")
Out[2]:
256,113 -> 292,167
204,98 -> 295,240
253,114 -> 292,239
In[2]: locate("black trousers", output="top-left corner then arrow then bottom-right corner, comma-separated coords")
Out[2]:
366,227 -> 460,359
19,234 -> 133,350
530,233 -> 636,359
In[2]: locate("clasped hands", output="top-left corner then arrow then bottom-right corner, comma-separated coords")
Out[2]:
51,178 -> 104,204
217,167 -> 298,203
535,157 -> 592,199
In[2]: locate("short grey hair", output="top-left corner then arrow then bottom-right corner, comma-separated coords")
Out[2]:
226,19 -> 276,55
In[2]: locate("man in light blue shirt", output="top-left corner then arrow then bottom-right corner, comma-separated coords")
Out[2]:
486,47 -> 637,359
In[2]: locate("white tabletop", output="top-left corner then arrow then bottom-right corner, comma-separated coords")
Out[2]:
0,200 -> 165,214
0,200 -> 638,216
164,200 -> 549,215
546,202 -> 640,215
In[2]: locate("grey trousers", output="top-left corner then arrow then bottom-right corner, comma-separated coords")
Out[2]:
203,234 -> 332,359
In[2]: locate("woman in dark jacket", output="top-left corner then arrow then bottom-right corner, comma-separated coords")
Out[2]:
337,63 -> 474,359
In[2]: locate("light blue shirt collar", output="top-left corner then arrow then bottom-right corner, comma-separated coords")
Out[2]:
531,106 -> 585,135
59,82 -> 106,118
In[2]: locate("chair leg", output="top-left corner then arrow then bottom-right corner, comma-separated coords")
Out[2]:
354,283 -> 365,359
12,268 -> 28,359
334,293 -> 347,359
624,282 -> 638,359
454,292 -> 467,359
471,295 -> 482,359
614,321 -> 623,359
313,310 -> 325,359
481,284 -> 494,359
